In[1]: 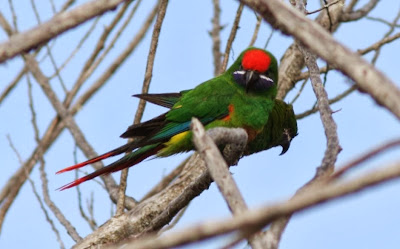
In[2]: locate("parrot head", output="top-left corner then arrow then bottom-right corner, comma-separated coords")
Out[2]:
228,47 -> 278,97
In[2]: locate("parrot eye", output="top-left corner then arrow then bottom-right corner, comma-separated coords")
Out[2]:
232,70 -> 274,91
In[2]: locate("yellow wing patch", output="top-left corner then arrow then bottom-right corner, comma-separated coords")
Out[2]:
166,131 -> 189,145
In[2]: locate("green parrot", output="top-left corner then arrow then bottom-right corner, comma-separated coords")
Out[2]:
57,47 -> 296,190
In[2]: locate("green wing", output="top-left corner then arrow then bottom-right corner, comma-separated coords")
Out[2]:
134,90 -> 189,108
122,77 -> 234,146
166,77 -> 235,123
149,77 -> 235,143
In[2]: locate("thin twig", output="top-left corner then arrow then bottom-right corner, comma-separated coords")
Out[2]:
30,0 -> 68,93
78,0 -> 142,92
289,78 -> 308,105
366,16 -> 400,27
249,12 -> 262,46
27,72 -> 83,242
330,138 -> 400,180
296,85 -> 356,119
0,67 -> 26,106
306,0 -> 340,15
25,77 -> 67,247
7,134 -> 65,249
68,0 -> 135,105
7,0 -> 18,32
371,9 -> 400,65
74,146 -> 98,231
219,3 -> 244,74
340,0 -> 379,22
116,0 -> 169,216
72,1 -> 159,116
211,0 -> 222,75
49,17 -> 100,79
264,29 -> 274,49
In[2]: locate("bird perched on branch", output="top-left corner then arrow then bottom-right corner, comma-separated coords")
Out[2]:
57,47 -> 297,190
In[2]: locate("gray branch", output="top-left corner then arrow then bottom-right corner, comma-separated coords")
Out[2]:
0,0 -> 126,63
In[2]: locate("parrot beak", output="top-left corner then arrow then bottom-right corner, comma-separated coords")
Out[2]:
245,70 -> 259,92
279,141 -> 290,155
279,128 -> 293,155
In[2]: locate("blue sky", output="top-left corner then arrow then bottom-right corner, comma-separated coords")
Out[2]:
0,1 -> 399,248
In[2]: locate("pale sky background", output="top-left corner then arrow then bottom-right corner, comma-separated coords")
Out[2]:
0,1 -> 399,248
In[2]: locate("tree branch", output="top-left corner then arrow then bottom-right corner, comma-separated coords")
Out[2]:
112,159 -> 400,249
0,0 -> 127,63
242,0 -> 400,120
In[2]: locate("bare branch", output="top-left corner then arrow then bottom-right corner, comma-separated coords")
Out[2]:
261,1 -> 342,247
192,119 -> 248,213
192,118 -> 270,248
0,2 -> 159,218
275,0 -> 344,99
358,32 -> 400,55
68,0 -> 136,104
0,0 -> 127,63
296,85 -> 356,119
73,125 -> 255,248
330,138 -> 400,180
48,16 -> 100,79
115,160 -> 400,249
340,0 -> 379,22
366,16 -> 400,27
241,0 -> 400,120
0,66 -> 26,106
249,13 -> 262,46
211,0 -> 222,75
140,157 -> 188,201
116,0 -> 169,216
28,68 -> 83,242
220,3 -> 244,73
296,18 -> 340,180
74,147 -> 98,231
306,0 -> 341,15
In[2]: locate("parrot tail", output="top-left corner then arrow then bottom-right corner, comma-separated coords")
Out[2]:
56,141 -> 142,174
57,144 -> 163,190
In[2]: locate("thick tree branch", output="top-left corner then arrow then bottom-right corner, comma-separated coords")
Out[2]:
192,118 -> 248,214
191,119 -> 269,249
112,159 -> 400,249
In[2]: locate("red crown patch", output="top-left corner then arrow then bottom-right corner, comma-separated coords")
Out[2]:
242,49 -> 271,73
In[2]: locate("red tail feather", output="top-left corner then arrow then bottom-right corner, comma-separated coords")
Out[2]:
58,144 -> 163,190
56,151 -> 115,174
57,176 -> 91,191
